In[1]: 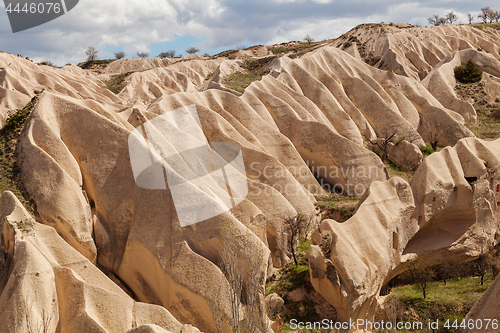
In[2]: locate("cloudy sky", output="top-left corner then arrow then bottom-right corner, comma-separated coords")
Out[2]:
0,0 -> 498,65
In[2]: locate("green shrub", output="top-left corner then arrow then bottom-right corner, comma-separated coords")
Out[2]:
454,59 -> 483,83
420,143 -> 435,156
365,54 -> 382,66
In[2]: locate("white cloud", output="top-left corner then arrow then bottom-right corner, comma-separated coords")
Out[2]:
0,0 -> 498,65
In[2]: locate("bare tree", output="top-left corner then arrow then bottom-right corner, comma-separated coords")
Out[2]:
26,309 -> 51,333
114,51 -> 125,59
219,224 -> 243,333
428,15 -> 445,26
208,290 -> 226,333
25,297 -> 52,333
85,46 -> 98,61
467,13 -> 475,24
136,51 -> 149,58
427,15 -> 438,26
486,245 -> 500,277
480,7 -> 495,23
368,132 -> 396,161
445,11 -> 458,24
210,221 -> 268,333
158,50 -> 175,58
434,260 -> 459,285
402,257 -> 435,299
242,244 -> 268,333
487,8 -> 496,23
478,12 -> 488,23
41,60 -> 54,67
186,46 -> 200,55
495,10 -> 500,22
303,34 -> 314,44
471,254 -> 490,285
281,213 -> 308,266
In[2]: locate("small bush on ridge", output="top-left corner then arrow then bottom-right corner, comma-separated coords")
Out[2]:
454,59 -> 483,83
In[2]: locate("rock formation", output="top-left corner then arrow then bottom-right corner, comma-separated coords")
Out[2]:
308,177 -> 418,321
0,191 -> 198,333
457,274 -> 500,333
335,23 -> 500,81
406,138 -> 500,262
0,22 -> 499,332
335,23 -> 500,126
309,137 -> 500,323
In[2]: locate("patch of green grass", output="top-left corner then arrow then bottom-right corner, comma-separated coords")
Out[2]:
384,160 -> 414,183
281,299 -> 322,332
4,102 -> 33,131
16,219 -> 33,232
387,275 -> 495,332
266,238 -> 310,296
0,95 -> 39,215
467,108 -> 500,140
223,57 -> 275,93
420,143 -> 435,156
266,237 -> 323,332
454,78 -> 500,140
298,238 -> 312,254
268,41 -> 323,57
314,195 -> 359,209
266,236 -> 337,332
224,69 -> 268,93
266,256 -> 309,296
205,72 -> 214,81
472,22 -> 500,31
102,71 -> 134,94
315,194 -> 359,221
213,49 -> 239,58
77,59 -> 117,71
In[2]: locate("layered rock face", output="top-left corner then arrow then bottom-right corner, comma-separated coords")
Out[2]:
309,177 -> 417,321
0,53 -> 121,128
0,23 -> 499,333
0,191 -> 199,333
309,137 -> 500,323
335,23 -> 500,81
407,138 -> 500,261
335,23 -> 500,125
17,92 -> 276,332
